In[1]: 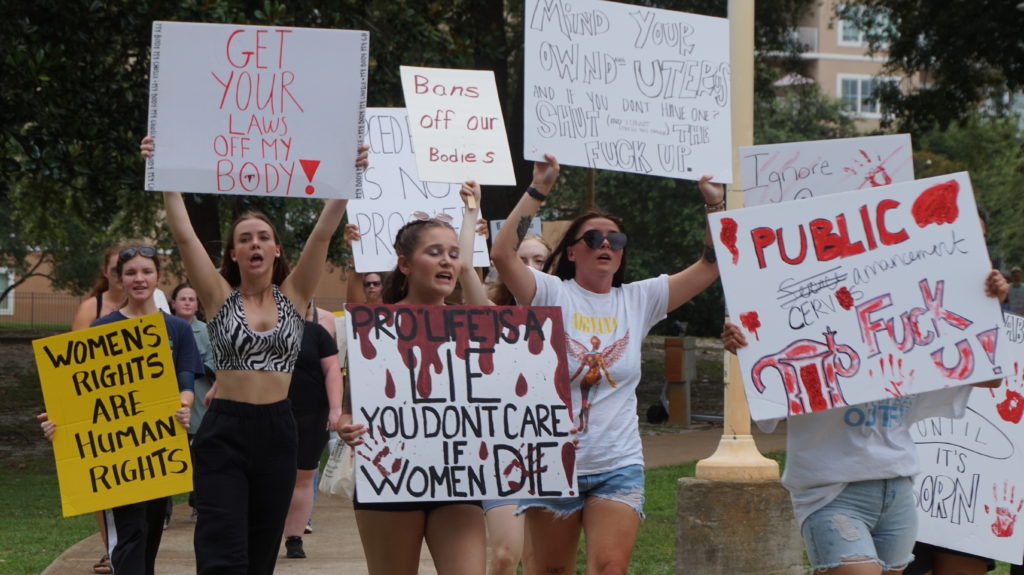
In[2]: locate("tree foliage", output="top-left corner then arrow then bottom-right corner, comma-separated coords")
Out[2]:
840,0 -> 1024,133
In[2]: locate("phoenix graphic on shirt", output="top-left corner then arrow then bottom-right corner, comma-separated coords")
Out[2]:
566,331 -> 630,433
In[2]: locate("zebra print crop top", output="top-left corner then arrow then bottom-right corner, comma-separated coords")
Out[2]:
207,285 -> 305,372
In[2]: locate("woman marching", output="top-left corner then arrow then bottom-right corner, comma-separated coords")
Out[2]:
490,154 -> 724,574
141,136 -> 367,574
339,182 -> 490,575
40,246 -> 202,575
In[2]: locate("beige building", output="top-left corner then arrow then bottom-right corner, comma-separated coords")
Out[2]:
790,1 -> 911,133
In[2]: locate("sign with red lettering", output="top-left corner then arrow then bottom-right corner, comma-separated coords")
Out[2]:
523,0 -> 731,182
345,305 -> 575,502
911,312 -> 1024,565
399,66 -> 516,185
348,108 -> 489,272
145,21 -> 368,199
741,135 -> 914,207
710,172 -> 1010,422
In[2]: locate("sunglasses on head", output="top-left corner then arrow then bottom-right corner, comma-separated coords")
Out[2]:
363,280 -> 381,287
410,211 -> 454,224
118,246 -> 157,262
571,230 -> 627,251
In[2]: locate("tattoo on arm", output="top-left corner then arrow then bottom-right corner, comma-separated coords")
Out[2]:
514,216 -> 531,250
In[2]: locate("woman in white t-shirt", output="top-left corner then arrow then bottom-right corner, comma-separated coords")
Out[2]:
722,266 -> 1007,575
490,154 -> 724,574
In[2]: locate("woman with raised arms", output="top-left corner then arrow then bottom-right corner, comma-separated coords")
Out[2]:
141,135 -> 367,574
490,154 -> 724,574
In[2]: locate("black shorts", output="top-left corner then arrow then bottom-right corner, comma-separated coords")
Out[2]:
905,542 -> 995,574
293,409 -> 329,470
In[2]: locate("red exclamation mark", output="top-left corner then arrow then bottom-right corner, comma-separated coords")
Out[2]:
977,328 -> 1002,375
299,159 -> 320,195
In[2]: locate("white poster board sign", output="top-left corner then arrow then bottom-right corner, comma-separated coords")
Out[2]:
741,135 -> 914,207
145,21 -> 368,199
710,172 -> 1010,422
523,0 -> 731,182
348,108 -> 489,272
399,67 -> 516,186
912,312 -> 1024,564
345,304 -> 576,502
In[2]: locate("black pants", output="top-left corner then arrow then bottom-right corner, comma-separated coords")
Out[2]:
192,399 -> 297,575
106,496 -> 169,575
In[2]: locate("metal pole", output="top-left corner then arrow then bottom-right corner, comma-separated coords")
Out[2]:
695,0 -> 779,480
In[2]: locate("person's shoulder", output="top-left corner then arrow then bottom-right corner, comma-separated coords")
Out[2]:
90,310 -> 126,327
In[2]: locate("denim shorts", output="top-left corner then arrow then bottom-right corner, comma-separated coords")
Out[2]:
517,464 -> 645,519
801,477 -> 917,573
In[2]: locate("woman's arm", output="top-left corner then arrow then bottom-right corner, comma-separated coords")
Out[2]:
321,353 -> 343,430
666,175 -> 724,313
284,146 -> 369,308
142,137 -> 230,311
457,181 -> 490,306
490,154 -> 560,305
343,224 -> 366,304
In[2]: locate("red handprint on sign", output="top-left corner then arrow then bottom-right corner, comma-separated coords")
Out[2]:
990,362 -> 1024,424
357,428 -> 406,478
868,354 -> 915,398
843,149 -> 893,189
984,482 -> 1024,538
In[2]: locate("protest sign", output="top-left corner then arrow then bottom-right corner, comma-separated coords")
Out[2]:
399,67 -> 516,185
33,314 -> 191,517
348,108 -> 489,272
523,0 -> 731,182
710,172 -> 1010,422
740,135 -> 914,207
345,304 -> 575,502
911,312 -> 1024,565
145,21 -> 368,199
489,217 -> 544,245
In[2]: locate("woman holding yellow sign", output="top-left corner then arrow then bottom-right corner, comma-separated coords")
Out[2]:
39,245 -> 201,575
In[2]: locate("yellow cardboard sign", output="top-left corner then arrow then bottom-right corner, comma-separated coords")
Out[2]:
33,313 -> 192,517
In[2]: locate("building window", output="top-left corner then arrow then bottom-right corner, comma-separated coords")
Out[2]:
839,75 -> 893,118
836,4 -> 890,49
0,268 -> 13,315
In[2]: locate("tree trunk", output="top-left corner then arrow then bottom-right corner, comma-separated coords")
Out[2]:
183,194 -> 223,267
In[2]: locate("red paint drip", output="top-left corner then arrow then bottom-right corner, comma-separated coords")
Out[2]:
384,369 -> 396,399
479,441 -> 489,460
911,180 -> 960,228
299,159 -> 320,195
739,311 -> 761,341
799,364 -> 828,412
719,218 -> 739,264
835,287 -> 854,310
561,442 -> 576,485
515,374 -> 528,397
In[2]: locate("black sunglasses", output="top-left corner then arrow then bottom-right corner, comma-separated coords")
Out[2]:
571,230 -> 627,251
363,280 -> 381,287
118,246 -> 157,262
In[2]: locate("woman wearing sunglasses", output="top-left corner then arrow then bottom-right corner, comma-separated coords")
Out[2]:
490,154 -> 724,574
39,246 -> 202,575
338,182 -> 490,575
141,136 -> 367,574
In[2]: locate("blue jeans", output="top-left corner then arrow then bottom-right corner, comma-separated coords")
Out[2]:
801,477 -> 917,572
517,464 -> 645,519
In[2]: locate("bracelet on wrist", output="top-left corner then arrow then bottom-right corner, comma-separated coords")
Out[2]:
704,199 -> 726,213
702,244 -> 717,264
526,186 -> 548,202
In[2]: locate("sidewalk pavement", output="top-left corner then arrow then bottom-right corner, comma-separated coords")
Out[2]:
42,422 -> 787,575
